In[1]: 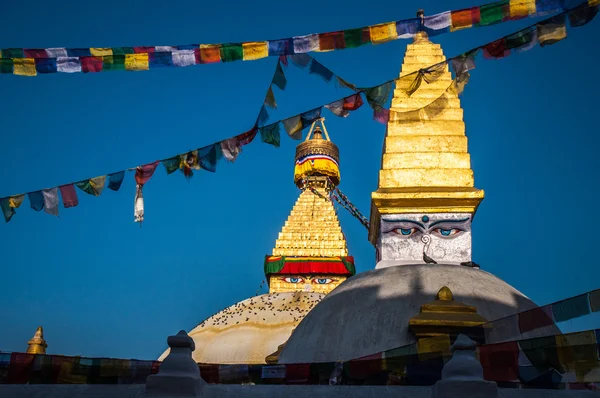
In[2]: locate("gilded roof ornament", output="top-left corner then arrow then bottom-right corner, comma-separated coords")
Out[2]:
26,326 -> 48,355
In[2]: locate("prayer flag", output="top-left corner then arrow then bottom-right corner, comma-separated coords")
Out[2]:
75,177 -> 106,196
135,161 -> 159,185
59,184 -> 78,208
23,49 -> 48,58
451,8 -> 481,31
344,28 -> 364,48
112,47 -> 135,55
198,145 -> 220,172
28,191 -> 45,211
125,53 -> 149,71
220,138 -> 241,162
134,184 -> 144,223
535,0 -> 565,15
242,42 -> 268,61
283,116 -> 303,140
2,48 -> 24,58
309,60 -> 334,82
451,49 -> 478,75
483,39 -> 510,59
424,11 -> 451,36
300,107 -> 322,127
46,48 -> 68,58
589,289 -> 600,312
108,171 -> 125,191
279,54 -> 288,66
162,156 -> 181,174
396,19 -> 420,38
35,58 -> 57,74
258,105 -> 270,126
538,15 -> 567,46
479,341 -> 519,381
406,73 -> 424,96
343,93 -> 364,110
293,34 -> 319,53
133,46 -> 155,54
1,198 -> 15,222
67,48 -> 91,57
177,45 -> 197,51
518,305 -> 554,333
181,151 -> 199,178
318,32 -> 345,52
556,331 -> 598,374
172,50 -> 196,67
220,43 -> 244,62
552,294 -> 590,322
505,27 -> 538,52
325,99 -> 350,117
265,87 -> 277,108
289,54 -> 312,69
80,56 -> 103,73
13,58 -> 37,76
268,39 -> 292,56
518,336 -> 561,370
149,52 -> 173,68
42,188 -> 59,216
57,57 -> 82,73
9,195 -> 25,208
365,82 -> 393,111
90,48 -> 113,57
273,62 -> 287,90
369,22 -> 398,44
509,0 -> 537,19
236,127 -> 258,146
479,0 -> 509,26
199,45 -> 221,63
0,59 -> 14,74
568,3 -> 598,27
260,123 -> 281,147
154,46 -> 176,52
103,55 -> 126,71
337,77 -> 357,91
374,108 -> 390,124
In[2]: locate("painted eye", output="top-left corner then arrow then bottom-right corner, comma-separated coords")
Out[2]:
312,278 -> 334,284
393,228 -> 417,236
283,277 -> 304,284
434,228 -> 461,237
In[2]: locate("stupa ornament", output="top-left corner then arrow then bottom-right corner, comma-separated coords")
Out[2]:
370,30 -> 484,267
26,326 -> 47,355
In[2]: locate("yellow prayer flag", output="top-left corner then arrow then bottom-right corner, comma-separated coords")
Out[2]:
242,42 -> 269,61
509,0 -> 537,18
125,53 -> 149,71
90,48 -> 113,57
369,22 -> 398,45
9,194 -> 25,208
538,21 -> 567,46
556,331 -> 599,378
13,58 -> 37,76
590,0 -> 599,6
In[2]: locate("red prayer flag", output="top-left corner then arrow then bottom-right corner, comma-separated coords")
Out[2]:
7,353 -> 35,384
518,305 -> 554,333
135,161 -> 160,186
451,7 -> 481,29
483,39 -> 510,59
236,127 -> 258,147
59,184 -> 79,208
318,31 -> 346,51
279,55 -> 288,66
133,46 -> 155,54
374,108 -> 390,124
284,364 -> 311,384
80,56 -> 103,73
479,341 -> 519,381
343,93 -> 364,111
23,49 -> 48,58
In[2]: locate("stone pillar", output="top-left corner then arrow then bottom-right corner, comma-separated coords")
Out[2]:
432,334 -> 497,398
145,330 -> 206,397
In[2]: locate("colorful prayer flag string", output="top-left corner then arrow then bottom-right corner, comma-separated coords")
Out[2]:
0,0 -> 588,77
1,2 -> 597,224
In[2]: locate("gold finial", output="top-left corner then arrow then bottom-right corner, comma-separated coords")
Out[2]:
294,119 -> 341,187
436,286 -> 453,301
26,326 -> 48,354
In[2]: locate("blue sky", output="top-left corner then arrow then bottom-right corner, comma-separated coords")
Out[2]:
0,0 -> 599,360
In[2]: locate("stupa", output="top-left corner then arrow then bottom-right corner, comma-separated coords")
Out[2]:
278,31 -> 554,364
158,121 -> 355,364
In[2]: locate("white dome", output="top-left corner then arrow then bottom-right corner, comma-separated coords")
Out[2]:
159,291 -> 324,364
279,264 -> 550,364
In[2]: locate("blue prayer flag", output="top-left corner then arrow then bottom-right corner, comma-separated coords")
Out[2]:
309,60 -> 334,83
552,294 -> 590,322
28,191 -> 45,211
268,39 -> 293,56
108,171 -> 125,191
35,58 -> 57,74
150,52 -> 174,68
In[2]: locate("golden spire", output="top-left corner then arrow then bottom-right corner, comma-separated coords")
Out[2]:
26,326 -> 48,354
369,33 -> 484,244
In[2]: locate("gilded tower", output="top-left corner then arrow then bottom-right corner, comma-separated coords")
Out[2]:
369,31 -> 484,267
264,120 -> 355,294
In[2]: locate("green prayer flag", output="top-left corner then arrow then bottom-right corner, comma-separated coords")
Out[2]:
479,0 -> 508,26
344,28 -> 364,48
220,44 -> 244,63
505,27 -> 536,50
111,47 -> 135,55
1,48 -> 24,58
0,59 -> 14,74
259,123 -> 281,147
103,55 -> 126,71
265,87 -> 277,109
162,156 -> 181,174
518,336 -> 562,371
552,294 -> 590,322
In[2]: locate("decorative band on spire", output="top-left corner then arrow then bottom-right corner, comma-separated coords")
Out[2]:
294,120 -> 341,187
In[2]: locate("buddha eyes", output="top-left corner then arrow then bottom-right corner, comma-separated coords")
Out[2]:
392,227 -> 418,236
432,228 -> 462,237
281,277 -> 336,284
